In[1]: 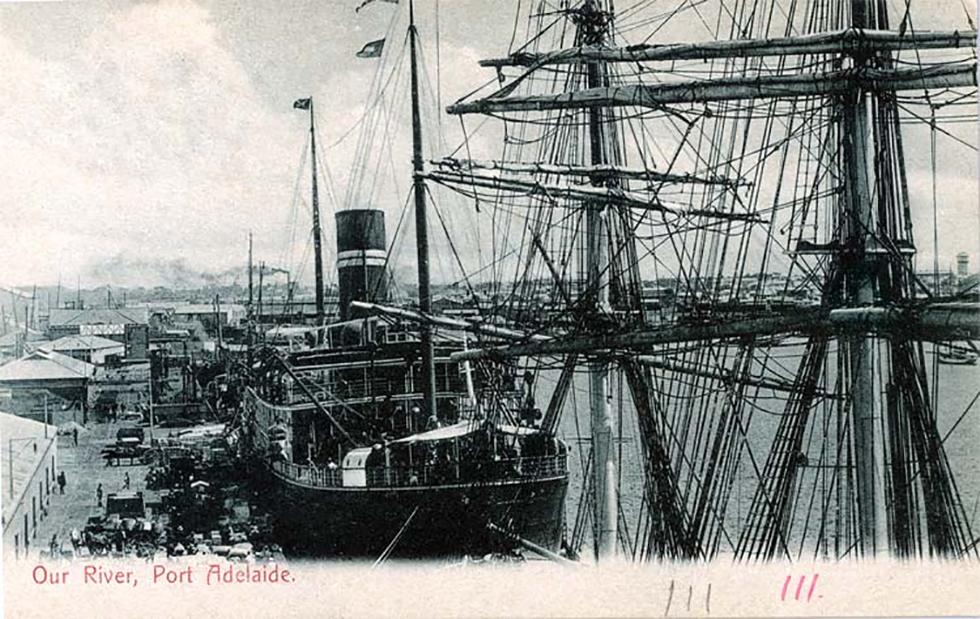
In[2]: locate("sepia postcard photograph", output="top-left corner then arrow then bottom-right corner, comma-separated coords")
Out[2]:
1,0 -> 979,616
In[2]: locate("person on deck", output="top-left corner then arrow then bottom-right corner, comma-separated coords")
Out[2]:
392,406 -> 404,432
410,406 -> 422,432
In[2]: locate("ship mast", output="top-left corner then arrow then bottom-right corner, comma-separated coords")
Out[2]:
248,231 -> 254,313
309,99 -> 326,342
579,0 -> 617,561
409,0 -> 437,418
843,0 -> 886,556
247,231 -> 254,366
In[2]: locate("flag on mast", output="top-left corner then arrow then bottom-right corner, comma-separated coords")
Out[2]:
293,98 -> 312,110
356,39 -> 385,59
355,0 -> 398,13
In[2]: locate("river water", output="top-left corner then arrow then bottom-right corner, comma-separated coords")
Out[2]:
549,341 -> 980,559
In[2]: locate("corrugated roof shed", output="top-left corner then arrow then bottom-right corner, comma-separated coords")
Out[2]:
47,307 -> 148,327
173,303 -> 246,314
0,350 -> 95,382
38,334 -> 125,353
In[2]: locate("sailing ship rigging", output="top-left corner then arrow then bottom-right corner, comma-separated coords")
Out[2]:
347,0 -> 979,562
231,0 -> 980,563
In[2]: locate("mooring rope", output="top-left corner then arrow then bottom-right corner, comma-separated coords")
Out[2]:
372,505 -> 420,568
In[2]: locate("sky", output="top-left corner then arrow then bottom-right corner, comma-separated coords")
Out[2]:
0,0 -> 977,289
0,0 -> 500,288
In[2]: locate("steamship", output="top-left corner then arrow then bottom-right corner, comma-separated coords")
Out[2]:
244,207 -> 568,557
240,5 -> 567,558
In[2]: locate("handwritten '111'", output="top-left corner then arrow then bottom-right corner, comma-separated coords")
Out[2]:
781,574 -> 820,602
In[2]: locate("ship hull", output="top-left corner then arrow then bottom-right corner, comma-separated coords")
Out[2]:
254,464 -> 568,558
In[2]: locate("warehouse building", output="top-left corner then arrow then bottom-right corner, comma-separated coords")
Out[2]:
1,411 -> 58,559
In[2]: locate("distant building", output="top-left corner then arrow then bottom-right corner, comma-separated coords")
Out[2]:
1,411 -> 58,559
0,350 -> 95,423
36,334 -> 126,365
171,303 -> 246,333
90,361 -> 150,414
135,302 -> 247,338
47,307 -> 149,342
123,324 -> 149,360
150,325 -> 207,359
253,299 -> 337,325
914,269 -> 956,298
956,252 -> 970,278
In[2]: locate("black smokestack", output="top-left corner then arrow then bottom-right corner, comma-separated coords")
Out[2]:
335,209 -> 388,321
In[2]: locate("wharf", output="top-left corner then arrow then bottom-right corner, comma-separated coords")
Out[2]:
24,421 -> 163,561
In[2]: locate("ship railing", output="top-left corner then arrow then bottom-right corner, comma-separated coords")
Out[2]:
365,453 -> 568,488
271,454 -> 567,489
284,375 -> 462,405
271,459 -> 342,487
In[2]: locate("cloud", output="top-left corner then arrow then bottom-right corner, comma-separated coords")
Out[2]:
0,0 -> 300,285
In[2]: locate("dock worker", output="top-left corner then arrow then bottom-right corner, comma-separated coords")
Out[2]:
57,471 -> 66,494
123,472 -> 131,490
96,483 -> 103,507
73,428 -> 78,447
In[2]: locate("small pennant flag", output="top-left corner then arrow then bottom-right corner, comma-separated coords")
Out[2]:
355,0 -> 398,13
293,98 -> 312,110
356,38 -> 385,59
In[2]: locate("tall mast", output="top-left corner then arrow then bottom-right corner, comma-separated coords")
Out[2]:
309,99 -> 326,341
247,232 -> 254,367
843,0 -> 886,556
258,262 -> 265,327
409,0 -> 437,418
248,232 -> 254,312
580,0 -> 617,561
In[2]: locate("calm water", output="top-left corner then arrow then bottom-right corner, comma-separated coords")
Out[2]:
548,342 -> 980,558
